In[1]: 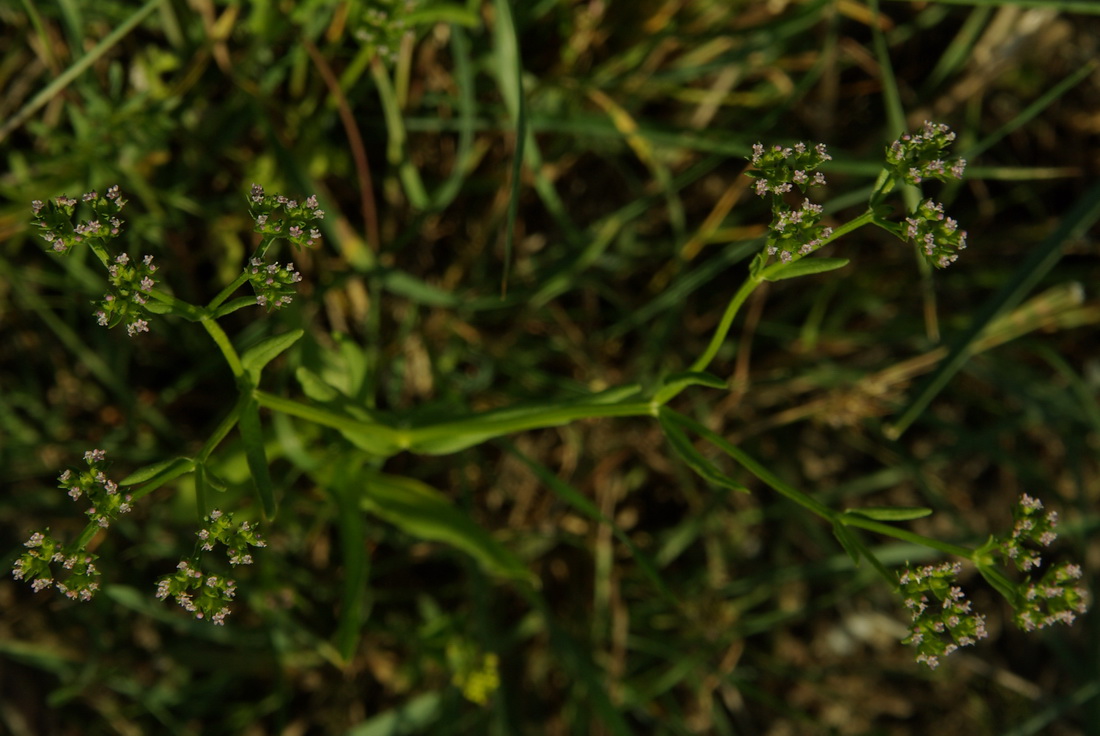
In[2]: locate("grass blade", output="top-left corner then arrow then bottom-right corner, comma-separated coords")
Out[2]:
492,0 -> 526,293
886,179 -> 1100,438
0,0 -> 165,143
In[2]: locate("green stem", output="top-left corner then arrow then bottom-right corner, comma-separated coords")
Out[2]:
147,289 -> 206,321
664,408 -> 983,562
211,296 -> 260,319
689,210 -> 877,375
206,270 -> 252,313
661,408 -> 835,518
689,274 -> 761,374
201,318 -> 244,378
823,209 -> 875,243
196,392 -> 251,463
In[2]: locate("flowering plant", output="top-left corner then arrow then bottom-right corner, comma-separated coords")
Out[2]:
13,125 -> 1087,674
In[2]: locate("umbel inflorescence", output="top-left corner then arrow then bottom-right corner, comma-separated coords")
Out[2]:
16,183 -> 320,623
747,120 -> 968,270
28,182 -> 326,336
898,494 -> 1088,669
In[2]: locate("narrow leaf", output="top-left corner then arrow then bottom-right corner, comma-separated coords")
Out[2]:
360,470 -> 535,585
241,329 -> 304,381
330,461 -> 370,662
119,456 -> 194,486
652,370 -> 726,405
832,521 -> 863,566
762,257 -> 849,282
295,366 -> 341,402
658,414 -> 748,493
843,506 -> 933,522
239,397 -> 277,519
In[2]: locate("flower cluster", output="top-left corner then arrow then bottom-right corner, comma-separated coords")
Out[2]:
885,121 -> 967,186
30,186 -> 126,255
196,508 -> 267,566
351,0 -> 415,63
765,198 -> 834,264
904,199 -> 967,269
747,142 -> 834,263
996,494 -> 1089,632
154,560 -> 237,625
882,122 -> 969,269
999,493 -> 1058,571
247,257 -> 302,311
57,449 -> 134,529
898,562 -> 989,670
12,531 -> 101,602
95,253 -> 160,336
446,640 -> 501,706
897,495 -> 1089,669
247,184 -> 324,250
155,509 -> 267,625
10,449 -> 130,602
748,141 -> 831,197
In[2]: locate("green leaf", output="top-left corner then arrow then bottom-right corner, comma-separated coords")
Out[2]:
119,456 -> 194,487
295,366 -> 341,402
239,397 -> 277,519
328,460 -> 370,663
843,506 -> 933,522
359,470 -> 535,585
241,329 -> 304,382
749,251 -> 767,279
651,370 -> 726,405
658,413 -> 748,493
256,390 -> 404,458
405,386 -> 647,455
203,464 -> 229,492
832,521 -> 863,566
762,257 -> 849,282
141,300 -> 174,314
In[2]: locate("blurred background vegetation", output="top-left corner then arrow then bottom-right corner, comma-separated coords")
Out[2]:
2,0 -> 1099,734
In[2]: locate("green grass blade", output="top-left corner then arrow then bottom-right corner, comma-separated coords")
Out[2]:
120,457 -> 196,499
501,440 -> 681,607
429,26 -> 476,211
962,59 -> 1099,161
329,456 -> 370,662
371,61 -> 429,210
843,507 -> 933,522
492,0 -> 526,293
405,396 -> 651,455
886,179 -> 1100,439
343,692 -> 443,736
0,0 -> 165,143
